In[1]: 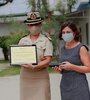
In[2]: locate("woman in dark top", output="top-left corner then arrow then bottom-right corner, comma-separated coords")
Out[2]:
53,21 -> 90,100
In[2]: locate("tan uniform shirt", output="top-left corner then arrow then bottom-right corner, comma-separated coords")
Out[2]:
18,34 -> 53,62
18,33 -> 53,78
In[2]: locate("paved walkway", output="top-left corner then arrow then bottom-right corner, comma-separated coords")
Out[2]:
0,61 -> 90,100
0,63 -> 62,100
0,74 -> 61,100
0,73 -> 90,100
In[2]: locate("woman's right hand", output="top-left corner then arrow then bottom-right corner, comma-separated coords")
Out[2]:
52,66 -> 62,72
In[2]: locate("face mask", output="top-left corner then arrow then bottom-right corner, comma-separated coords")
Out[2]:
62,33 -> 74,42
29,26 -> 41,35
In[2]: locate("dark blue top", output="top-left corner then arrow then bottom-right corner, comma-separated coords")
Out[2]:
60,43 -> 90,100
61,43 -> 83,65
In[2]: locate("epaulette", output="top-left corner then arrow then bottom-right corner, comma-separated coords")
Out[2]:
45,35 -> 52,41
42,32 -> 52,41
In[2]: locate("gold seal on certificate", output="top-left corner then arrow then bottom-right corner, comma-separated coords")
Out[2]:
10,45 -> 38,65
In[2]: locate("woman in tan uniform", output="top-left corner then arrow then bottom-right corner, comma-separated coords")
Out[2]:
18,11 -> 53,100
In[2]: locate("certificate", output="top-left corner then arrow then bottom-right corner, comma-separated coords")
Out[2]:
10,45 -> 38,65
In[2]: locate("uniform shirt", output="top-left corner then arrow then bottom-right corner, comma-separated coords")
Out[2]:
18,34 -> 53,78
18,33 -> 53,62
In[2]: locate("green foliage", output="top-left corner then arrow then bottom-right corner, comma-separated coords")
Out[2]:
42,19 -> 55,32
28,0 -> 49,17
0,33 -> 27,49
0,21 -> 28,60
0,36 -> 9,48
56,1 -> 67,14
4,33 -> 27,48
56,0 -> 78,13
0,66 -> 20,77
41,0 -> 49,13
67,0 -> 77,6
0,65 -> 54,77
51,34 -> 57,51
9,21 -> 27,33
28,0 -> 36,11
48,67 -> 55,73
0,21 -> 28,49
0,60 -> 9,63
67,0 -> 78,12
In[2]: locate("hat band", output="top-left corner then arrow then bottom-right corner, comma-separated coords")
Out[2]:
25,20 -> 43,24
27,17 -> 42,22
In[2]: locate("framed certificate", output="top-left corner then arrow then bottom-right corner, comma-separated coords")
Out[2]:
10,45 -> 38,65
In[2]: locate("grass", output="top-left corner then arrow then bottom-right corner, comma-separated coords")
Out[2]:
0,56 -> 59,77
0,60 -> 9,63
0,66 -> 20,77
0,65 -> 55,77
48,67 -> 55,73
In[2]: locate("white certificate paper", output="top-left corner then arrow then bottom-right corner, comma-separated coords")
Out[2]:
10,45 -> 38,65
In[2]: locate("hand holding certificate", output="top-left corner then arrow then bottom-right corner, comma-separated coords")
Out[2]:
10,45 -> 38,65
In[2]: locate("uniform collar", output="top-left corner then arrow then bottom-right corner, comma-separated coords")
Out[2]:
27,33 -> 44,44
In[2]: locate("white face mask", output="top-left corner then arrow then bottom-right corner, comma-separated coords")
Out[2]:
29,26 -> 41,35
62,33 -> 74,42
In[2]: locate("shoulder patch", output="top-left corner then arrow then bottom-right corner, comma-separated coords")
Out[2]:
41,33 -> 52,41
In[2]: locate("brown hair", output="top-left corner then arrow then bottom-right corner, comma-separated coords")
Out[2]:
59,21 -> 81,41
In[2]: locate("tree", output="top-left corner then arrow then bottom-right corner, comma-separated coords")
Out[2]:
8,21 -> 27,33
0,32 -> 27,60
55,0 -> 67,23
0,20 -> 28,60
5,33 -> 27,48
28,0 -> 36,11
67,0 -> 78,13
41,0 -> 49,13
0,36 -> 9,60
56,0 -> 67,15
28,0 -> 49,15
27,0 -> 65,57
56,0 -> 78,13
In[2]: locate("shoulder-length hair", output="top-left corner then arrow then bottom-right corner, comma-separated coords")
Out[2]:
59,20 -> 81,41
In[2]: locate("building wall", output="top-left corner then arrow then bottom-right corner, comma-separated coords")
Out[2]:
79,20 -> 88,44
88,9 -> 90,49
0,23 -> 10,36
78,9 -> 90,51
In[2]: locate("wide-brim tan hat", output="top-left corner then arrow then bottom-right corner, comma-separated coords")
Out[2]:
24,11 -> 44,25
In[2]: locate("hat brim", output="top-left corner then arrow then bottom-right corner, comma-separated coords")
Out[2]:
24,18 -> 44,25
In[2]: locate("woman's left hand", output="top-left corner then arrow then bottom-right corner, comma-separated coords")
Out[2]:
21,64 -> 33,69
60,61 -> 73,70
